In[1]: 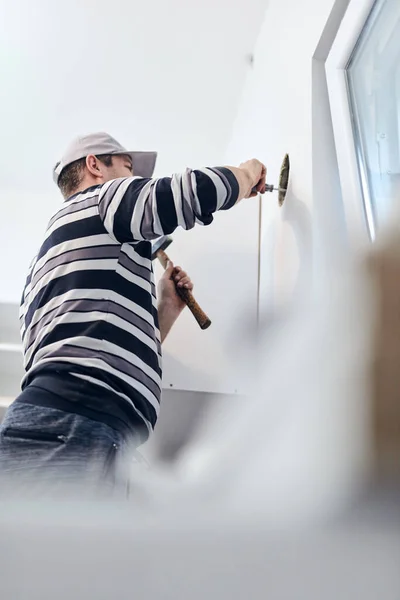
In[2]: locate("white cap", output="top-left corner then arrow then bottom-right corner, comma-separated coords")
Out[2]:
53,132 -> 157,184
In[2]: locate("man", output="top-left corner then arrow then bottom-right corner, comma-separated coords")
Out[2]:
0,132 -> 266,492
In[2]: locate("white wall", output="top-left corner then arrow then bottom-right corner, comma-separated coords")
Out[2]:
226,0 -> 349,308
201,0 -> 372,513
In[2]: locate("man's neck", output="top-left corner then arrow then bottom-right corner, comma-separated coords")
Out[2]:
67,182 -> 100,200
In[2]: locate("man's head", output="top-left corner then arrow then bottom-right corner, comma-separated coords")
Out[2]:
53,132 -> 157,199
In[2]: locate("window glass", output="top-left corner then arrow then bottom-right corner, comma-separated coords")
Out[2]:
347,0 -> 400,237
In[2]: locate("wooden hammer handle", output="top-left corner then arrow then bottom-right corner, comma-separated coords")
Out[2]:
156,249 -> 211,330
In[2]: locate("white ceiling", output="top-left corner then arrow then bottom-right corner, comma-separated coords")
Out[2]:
0,0 -> 267,302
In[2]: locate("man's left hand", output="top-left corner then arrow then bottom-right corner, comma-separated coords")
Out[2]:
157,261 -> 194,314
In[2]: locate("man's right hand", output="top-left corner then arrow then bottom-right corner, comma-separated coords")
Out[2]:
239,159 -> 267,198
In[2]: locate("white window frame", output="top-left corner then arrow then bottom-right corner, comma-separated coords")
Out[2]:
326,0 -> 378,243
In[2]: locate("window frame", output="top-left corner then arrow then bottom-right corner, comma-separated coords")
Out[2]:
326,0 -> 378,243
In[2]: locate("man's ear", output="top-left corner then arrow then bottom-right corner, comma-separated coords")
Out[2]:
86,154 -> 103,178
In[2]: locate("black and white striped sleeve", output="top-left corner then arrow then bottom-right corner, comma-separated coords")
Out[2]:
97,167 -> 239,243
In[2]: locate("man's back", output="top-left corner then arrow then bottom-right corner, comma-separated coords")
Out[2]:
20,185 -> 161,441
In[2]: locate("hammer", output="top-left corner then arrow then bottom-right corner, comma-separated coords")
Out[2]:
151,236 -> 212,331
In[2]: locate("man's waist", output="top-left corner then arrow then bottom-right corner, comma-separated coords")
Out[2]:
20,368 -> 151,443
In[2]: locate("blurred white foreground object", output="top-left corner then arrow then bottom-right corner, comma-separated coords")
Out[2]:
0,498 -> 399,600
171,255 -> 374,525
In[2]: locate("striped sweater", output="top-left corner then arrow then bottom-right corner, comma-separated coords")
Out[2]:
19,168 -> 239,441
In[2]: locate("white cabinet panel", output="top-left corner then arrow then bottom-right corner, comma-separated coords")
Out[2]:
155,200 -> 259,394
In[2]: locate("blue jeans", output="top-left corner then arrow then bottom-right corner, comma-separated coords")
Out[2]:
0,395 -> 132,498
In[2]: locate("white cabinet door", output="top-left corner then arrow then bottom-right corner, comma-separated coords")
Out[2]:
155,199 -> 260,395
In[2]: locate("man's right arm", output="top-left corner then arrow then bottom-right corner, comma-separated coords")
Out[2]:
98,160 -> 265,243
